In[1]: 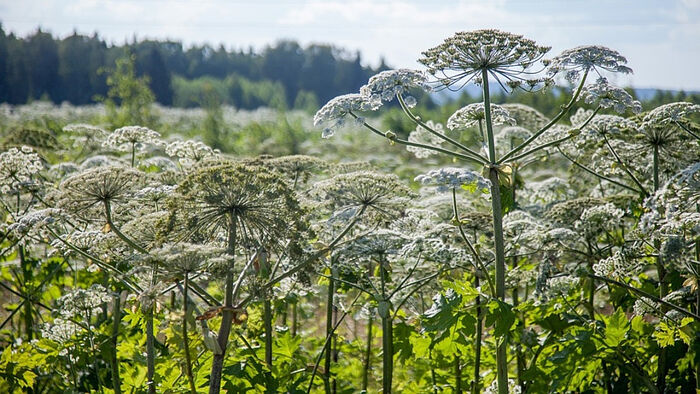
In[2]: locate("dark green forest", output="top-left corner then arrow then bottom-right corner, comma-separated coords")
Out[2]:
1,25 -> 698,113
0,25 -> 390,110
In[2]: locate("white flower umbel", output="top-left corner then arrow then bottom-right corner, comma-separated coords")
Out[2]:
0,146 -> 44,194
420,29 -> 550,91
447,103 -> 516,131
103,125 -> 163,152
314,94 -> 373,138
359,68 -> 430,108
414,167 -> 491,193
546,45 -> 633,83
579,77 -> 641,114
641,102 -> 700,128
165,139 -> 217,167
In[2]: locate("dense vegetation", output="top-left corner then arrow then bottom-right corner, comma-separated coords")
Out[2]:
1,29 -> 699,394
0,25 -> 388,110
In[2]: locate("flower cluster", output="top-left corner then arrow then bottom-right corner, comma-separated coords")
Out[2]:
447,103 -> 516,130
314,94 -> 373,138
501,103 -> 550,130
419,29 -> 550,90
359,68 -> 430,107
41,318 -> 84,344
56,284 -> 112,319
579,77 -> 642,114
593,250 -> 642,279
575,203 -> 625,236
414,167 -> 491,193
103,125 -> 163,152
641,101 -> 700,128
407,121 -> 446,158
546,45 -> 633,83
0,145 -> 44,193
151,242 -> 224,273
7,208 -> 64,241
165,139 -> 217,166
309,171 -> 415,224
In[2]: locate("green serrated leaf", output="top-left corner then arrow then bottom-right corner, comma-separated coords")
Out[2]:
604,308 -> 629,347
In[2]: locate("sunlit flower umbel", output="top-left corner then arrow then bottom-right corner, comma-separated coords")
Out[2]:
419,29 -> 551,90
359,68 -> 430,107
579,77 -> 642,114
546,45 -> 633,82
447,103 -> 516,130
415,167 -> 491,193
313,93 -> 373,138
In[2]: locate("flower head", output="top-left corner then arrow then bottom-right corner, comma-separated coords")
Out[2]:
103,125 -> 163,152
359,69 -> 430,108
579,77 -> 641,114
414,167 -> 491,193
546,45 -> 633,82
0,146 -> 44,194
309,171 -> 415,224
57,166 -> 144,221
447,103 -> 516,130
165,139 -> 218,166
419,29 -> 550,90
314,94 -> 373,138
642,102 -> 700,128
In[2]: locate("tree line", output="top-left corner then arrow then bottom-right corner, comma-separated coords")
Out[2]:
0,25 -> 387,109
0,25 -> 697,112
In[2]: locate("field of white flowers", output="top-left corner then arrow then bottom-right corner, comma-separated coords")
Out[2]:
1,29 -> 699,393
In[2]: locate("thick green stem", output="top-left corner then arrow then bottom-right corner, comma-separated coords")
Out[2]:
209,218 -> 237,394
482,68 -> 509,394
183,273 -> 197,394
381,312 -> 393,393
362,312 -> 373,392
263,298 -> 273,368
146,305 -> 155,394
19,246 -> 33,341
455,355 -> 462,394
111,294 -> 122,394
473,275 -> 482,394
324,274 -> 335,394
652,144 -> 668,393
291,301 -> 298,337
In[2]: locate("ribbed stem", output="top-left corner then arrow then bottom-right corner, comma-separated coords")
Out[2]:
482,68 -> 509,394
111,294 -> 122,394
183,273 -> 197,394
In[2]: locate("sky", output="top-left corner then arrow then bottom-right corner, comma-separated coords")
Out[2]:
1,0 -> 699,90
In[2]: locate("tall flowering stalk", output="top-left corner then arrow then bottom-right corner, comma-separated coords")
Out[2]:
316,29 -> 639,394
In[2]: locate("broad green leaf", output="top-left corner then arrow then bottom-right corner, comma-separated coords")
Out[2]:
604,308 -> 629,347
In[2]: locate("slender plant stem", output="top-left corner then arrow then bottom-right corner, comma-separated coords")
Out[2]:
183,272 -> 197,394
473,275 -> 483,394
652,144 -> 668,393
557,148 -> 641,194
362,310 -> 373,391
482,68 -> 509,394
602,133 -> 649,197
349,111 -> 486,165
324,272 -> 335,394
588,274 -> 700,321
306,292 -> 362,394
146,304 -> 155,394
675,121 -> 700,140
111,294 -> 122,394
209,217 -> 237,394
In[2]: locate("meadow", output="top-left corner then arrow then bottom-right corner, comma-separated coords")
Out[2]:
0,30 -> 699,393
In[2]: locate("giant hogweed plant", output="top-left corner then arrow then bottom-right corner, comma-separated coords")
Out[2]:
315,29 -> 700,393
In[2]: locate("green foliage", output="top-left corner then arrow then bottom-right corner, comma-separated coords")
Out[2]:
99,54 -> 157,128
